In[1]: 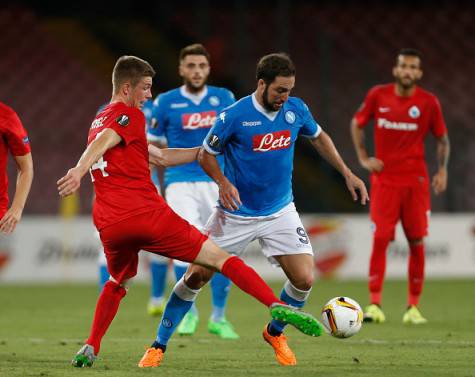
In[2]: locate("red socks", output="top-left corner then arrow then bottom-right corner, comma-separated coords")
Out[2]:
221,256 -> 280,307
86,280 -> 127,354
368,237 -> 390,305
408,243 -> 425,306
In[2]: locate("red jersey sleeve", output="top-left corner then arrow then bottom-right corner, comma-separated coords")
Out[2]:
5,110 -> 31,156
106,108 -> 145,146
353,86 -> 379,128
429,96 -> 447,138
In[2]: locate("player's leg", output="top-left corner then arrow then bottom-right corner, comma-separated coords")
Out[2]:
97,245 -> 109,292
148,253 -> 169,316
139,207 -> 321,368
365,181 -> 400,323
139,264 -> 214,367
401,182 -> 430,324
73,216 -> 144,367
172,260 -> 200,335
198,182 -> 237,339
165,182 -> 202,334
257,205 -> 318,365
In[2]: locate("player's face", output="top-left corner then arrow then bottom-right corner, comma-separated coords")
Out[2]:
179,54 -> 210,93
260,76 -> 295,112
393,55 -> 423,89
129,76 -> 153,109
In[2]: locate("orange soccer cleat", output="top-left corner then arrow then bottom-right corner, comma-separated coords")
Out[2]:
138,347 -> 164,368
262,325 -> 297,366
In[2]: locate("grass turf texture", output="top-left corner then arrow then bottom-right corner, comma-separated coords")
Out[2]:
1,280 -> 474,377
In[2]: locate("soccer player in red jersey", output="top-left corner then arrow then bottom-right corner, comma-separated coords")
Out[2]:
0,102 -> 33,234
57,55 -> 322,368
351,48 -> 450,324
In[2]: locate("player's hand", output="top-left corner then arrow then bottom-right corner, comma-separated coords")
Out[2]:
57,168 -> 82,197
360,157 -> 384,173
432,167 -> 448,195
344,172 -> 369,205
0,206 -> 22,234
218,178 -> 242,211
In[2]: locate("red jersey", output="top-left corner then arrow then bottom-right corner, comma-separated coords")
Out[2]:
0,102 -> 31,216
354,83 -> 447,185
88,102 -> 166,230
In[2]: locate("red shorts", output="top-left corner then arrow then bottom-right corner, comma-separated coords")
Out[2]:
99,205 -> 207,284
370,179 -> 430,240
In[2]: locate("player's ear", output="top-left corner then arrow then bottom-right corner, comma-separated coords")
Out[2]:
392,66 -> 398,79
417,69 -> 423,80
257,79 -> 266,90
178,61 -> 184,78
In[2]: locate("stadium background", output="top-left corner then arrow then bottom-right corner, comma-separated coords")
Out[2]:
0,0 -> 474,282
1,2 -> 475,376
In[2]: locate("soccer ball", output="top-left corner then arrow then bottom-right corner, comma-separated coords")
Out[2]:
320,296 -> 363,338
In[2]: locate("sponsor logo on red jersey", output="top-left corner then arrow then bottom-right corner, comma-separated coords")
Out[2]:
182,111 -> 217,130
252,130 -> 291,152
378,118 -> 418,131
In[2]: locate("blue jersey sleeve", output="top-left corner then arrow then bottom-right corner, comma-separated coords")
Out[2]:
299,101 -> 322,138
203,110 -> 234,155
222,89 -> 236,108
148,95 -> 167,143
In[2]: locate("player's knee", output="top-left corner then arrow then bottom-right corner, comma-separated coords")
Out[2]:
408,238 -> 423,246
184,266 -> 213,289
290,273 -> 314,291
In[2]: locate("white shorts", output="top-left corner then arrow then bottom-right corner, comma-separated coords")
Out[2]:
204,202 -> 313,266
149,181 -> 219,265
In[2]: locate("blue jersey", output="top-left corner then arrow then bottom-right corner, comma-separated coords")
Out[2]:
203,93 -> 322,217
148,85 -> 235,186
142,100 -> 160,187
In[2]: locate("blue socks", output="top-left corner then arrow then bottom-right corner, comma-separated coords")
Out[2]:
98,264 -> 109,292
156,292 -> 193,346
210,273 -> 231,322
150,261 -> 168,300
156,278 -> 201,346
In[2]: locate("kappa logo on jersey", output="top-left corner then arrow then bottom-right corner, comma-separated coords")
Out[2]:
181,111 -> 217,130
378,118 -> 418,131
408,105 -> 421,119
242,120 -> 262,127
252,130 -> 291,152
22,136 -> 29,144
170,102 -> 188,109
116,114 -> 129,127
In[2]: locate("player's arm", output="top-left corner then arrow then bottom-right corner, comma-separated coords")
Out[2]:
198,148 -> 241,211
57,129 -> 121,197
350,118 -> 383,172
310,131 -> 369,205
0,153 -> 33,233
148,144 -> 200,167
432,134 -> 450,195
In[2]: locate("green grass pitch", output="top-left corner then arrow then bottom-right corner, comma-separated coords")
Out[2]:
1,280 -> 474,377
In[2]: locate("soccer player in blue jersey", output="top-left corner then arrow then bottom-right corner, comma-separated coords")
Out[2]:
146,52 -> 369,367
146,44 -> 238,338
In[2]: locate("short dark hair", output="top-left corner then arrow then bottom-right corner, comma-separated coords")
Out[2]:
397,48 -> 422,61
179,43 -> 210,63
112,56 -> 155,94
256,53 -> 296,84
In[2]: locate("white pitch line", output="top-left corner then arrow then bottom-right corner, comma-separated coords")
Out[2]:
346,338 -> 475,346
